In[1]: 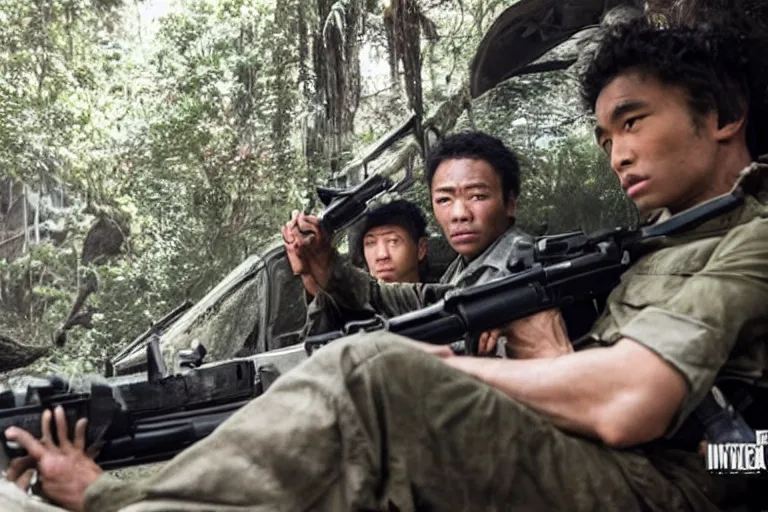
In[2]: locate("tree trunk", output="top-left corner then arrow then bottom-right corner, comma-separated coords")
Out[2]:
21,185 -> 28,254
319,0 -> 363,171
332,85 -> 471,190
271,0 -> 298,171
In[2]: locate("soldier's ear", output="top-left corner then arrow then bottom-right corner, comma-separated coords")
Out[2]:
417,237 -> 428,262
713,115 -> 746,143
713,99 -> 747,143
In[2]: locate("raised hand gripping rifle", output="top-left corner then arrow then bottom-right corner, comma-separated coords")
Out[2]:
312,114 -> 425,236
0,187 -> 746,472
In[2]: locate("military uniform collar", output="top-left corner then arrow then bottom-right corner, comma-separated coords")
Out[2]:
445,226 -> 533,285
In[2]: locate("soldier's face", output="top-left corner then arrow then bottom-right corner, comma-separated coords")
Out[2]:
430,158 -> 515,260
363,224 -> 426,283
594,71 -> 732,215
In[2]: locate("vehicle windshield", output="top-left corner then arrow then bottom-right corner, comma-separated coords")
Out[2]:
112,247 -> 271,375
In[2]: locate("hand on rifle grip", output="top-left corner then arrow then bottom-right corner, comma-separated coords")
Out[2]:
4,406 -> 102,512
282,210 -> 333,290
477,329 -> 502,356
503,309 -> 573,359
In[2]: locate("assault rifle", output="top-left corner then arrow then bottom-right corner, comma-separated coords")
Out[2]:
304,189 -> 747,355
314,114 -> 420,236
0,187 -> 746,472
0,338 -> 278,470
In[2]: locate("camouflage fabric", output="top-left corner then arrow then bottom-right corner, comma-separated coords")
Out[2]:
303,227 -> 533,336
4,166 -> 767,511
77,333 -> 730,511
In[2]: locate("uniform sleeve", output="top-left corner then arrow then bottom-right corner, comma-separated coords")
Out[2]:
321,252 -> 455,318
84,474 -> 146,512
301,292 -> 343,337
619,217 -> 768,432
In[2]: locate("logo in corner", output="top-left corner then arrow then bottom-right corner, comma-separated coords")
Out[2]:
707,430 -> 768,474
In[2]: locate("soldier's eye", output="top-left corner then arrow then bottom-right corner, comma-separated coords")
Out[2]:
624,115 -> 645,131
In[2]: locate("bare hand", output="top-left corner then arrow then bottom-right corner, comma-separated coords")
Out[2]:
4,406 -> 103,512
281,210 -> 333,289
477,329 -> 502,356
503,309 -> 573,359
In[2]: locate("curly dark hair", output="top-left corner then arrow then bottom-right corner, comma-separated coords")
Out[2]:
358,199 -> 428,245
581,19 -> 768,158
425,131 -> 521,202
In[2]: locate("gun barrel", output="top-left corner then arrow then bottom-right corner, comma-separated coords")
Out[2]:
394,315 -> 467,343
97,399 -> 250,470
317,175 -> 393,234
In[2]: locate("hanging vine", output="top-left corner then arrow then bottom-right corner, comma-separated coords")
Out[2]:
321,0 -> 364,170
383,0 -> 438,137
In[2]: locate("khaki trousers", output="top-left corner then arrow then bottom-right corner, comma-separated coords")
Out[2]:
5,333 -> 727,511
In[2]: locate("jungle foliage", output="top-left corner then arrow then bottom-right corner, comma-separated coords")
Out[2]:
0,0 -> 760,375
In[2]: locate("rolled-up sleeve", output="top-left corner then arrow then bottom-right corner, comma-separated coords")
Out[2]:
619,217 -> 768,431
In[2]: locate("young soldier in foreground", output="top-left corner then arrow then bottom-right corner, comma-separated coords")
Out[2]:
4,19 -> 768,512
288,131 -> 533,352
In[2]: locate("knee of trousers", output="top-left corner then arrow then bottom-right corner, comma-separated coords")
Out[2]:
305,331 -> 429,384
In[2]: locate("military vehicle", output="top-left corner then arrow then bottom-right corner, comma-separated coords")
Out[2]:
107,114 -> 460,377
107,0 -> 644,377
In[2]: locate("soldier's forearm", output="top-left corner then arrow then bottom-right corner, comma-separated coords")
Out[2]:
443,355 -> 604,440
320,254 -> 378,311
300,275 -> 320,297
443,339 -> 687,447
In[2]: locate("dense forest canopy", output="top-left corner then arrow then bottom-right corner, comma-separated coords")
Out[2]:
0,0 -> 764,375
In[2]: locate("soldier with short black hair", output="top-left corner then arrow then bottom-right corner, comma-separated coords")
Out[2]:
356,199 -> 429,284
291,130 -> 533,354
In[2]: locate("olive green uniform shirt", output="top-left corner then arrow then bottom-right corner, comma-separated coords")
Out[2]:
583,160 -> 768,435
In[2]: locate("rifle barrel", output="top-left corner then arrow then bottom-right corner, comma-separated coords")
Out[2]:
97,399 -> 251,470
